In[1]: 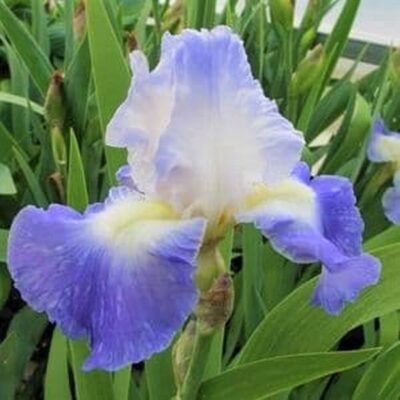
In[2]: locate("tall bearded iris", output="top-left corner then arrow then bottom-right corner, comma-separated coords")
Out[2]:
7,27 -> 380,371
368,119 -> 400,223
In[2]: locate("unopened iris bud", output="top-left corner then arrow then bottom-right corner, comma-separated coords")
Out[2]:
44,71 -> 67,176
74,0 -> 86,41
290,44 -> 324,96
299,27 -> 317,56
51,128 -> 67,174
195,245 -> 226,292
196,273 -> 234,335
44,71 -> 65,131
270,0 -> 295,31
172,320 -> 196,387
125,31 -> 138,54
162,0 -> 184,31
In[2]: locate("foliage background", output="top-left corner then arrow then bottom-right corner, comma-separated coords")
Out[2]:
0,0 -> 400,399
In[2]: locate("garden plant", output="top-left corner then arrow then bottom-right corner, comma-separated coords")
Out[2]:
1,0 -> 400,399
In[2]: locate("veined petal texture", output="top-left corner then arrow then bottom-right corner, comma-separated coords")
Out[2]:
106,27 -> 304,224
7,190 -> 206,370
237,163 -> 381,314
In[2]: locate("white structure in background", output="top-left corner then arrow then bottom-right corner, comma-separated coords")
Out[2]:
295,0 -> 400,47
217,0 -> 400,47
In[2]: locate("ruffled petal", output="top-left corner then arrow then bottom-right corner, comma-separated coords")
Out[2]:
155,27 -> 304,220
367,119 -> 400,163
106,51 -> 175,193
237,163 -> 380,314
382,172 -> 400,224
8,191 -> 206,371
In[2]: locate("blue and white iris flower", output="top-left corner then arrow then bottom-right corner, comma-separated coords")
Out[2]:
7,27 -> 380,371
368,119 -> 400,223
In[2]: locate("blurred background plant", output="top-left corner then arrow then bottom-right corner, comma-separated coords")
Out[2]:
0,0 -> 400,399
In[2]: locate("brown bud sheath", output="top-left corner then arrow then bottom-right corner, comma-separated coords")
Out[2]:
196,273 -> 234,335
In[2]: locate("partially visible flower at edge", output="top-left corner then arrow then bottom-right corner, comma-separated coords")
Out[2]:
7,26 -> 381,371
368,119 -> 400,223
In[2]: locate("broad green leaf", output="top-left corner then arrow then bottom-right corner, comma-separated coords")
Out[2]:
113,367 -> 131,400
66,128 -> 114,400
306,80 -> 353,141
261,243 -> 297,311
204,229 -> 235,379
86,0 -> 130,183
323,94 -> 371,174
199,349 -> 380,400
65,37 -> 91,137
2,37 -> 31,149
365,226 -> 400,251
69,340 -> 114,400
353,342 -> 400,400
242,225 -> 265,338
67,130 -> 89,213
237,244 -> 400,364
146,347 -> 176,400
63,0 -> 75,67
321,0 -> 361,88
45,329 -> 71,400
379,312 -> 399,348
0,122 -> 29,163
13,147 -> 48,207
0,163 -> 16,195
0,92 -> 44,114
0,229 -> 10,308
31,0 -> 50,56
0,1 -> 53,95
0,307 -> 47,400
0,229 -> 8,263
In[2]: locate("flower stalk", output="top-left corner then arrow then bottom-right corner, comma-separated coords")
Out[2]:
176,272 -> 234,400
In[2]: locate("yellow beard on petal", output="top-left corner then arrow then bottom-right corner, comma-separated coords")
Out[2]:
375,135 -> 400,163
92,198 -> 178,242
245,179 -> 317,226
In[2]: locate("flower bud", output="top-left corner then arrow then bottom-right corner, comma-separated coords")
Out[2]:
44,71 -> 66,131
172,320 -> 196,387
74,0 -> 86,41
290,44 -> 325,96
196,273 -> 234,335
195,245 -> 226,292
299,27 -> 317,56
269,0 -> 295,31
125,31 -> 138,54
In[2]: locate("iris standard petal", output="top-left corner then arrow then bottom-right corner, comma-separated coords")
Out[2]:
367,119 -> 400,163
237,163 -> 380,314
155,27 -> 303,220
106,51 -> 175,193
8,192 -> 206,371
382,172 -> 400,224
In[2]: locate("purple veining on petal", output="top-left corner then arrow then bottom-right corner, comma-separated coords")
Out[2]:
7,196 -> 206,371
238,162 -> 381,314
153,26 -> 304,217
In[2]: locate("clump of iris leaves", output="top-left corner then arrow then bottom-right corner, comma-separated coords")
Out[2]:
0,0 -> 399,399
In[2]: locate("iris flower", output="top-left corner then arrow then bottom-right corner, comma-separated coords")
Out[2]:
7,27 -> 380,371
368,119 -> 400,223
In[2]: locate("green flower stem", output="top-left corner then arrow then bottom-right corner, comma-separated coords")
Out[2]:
178,326 -> 215,400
